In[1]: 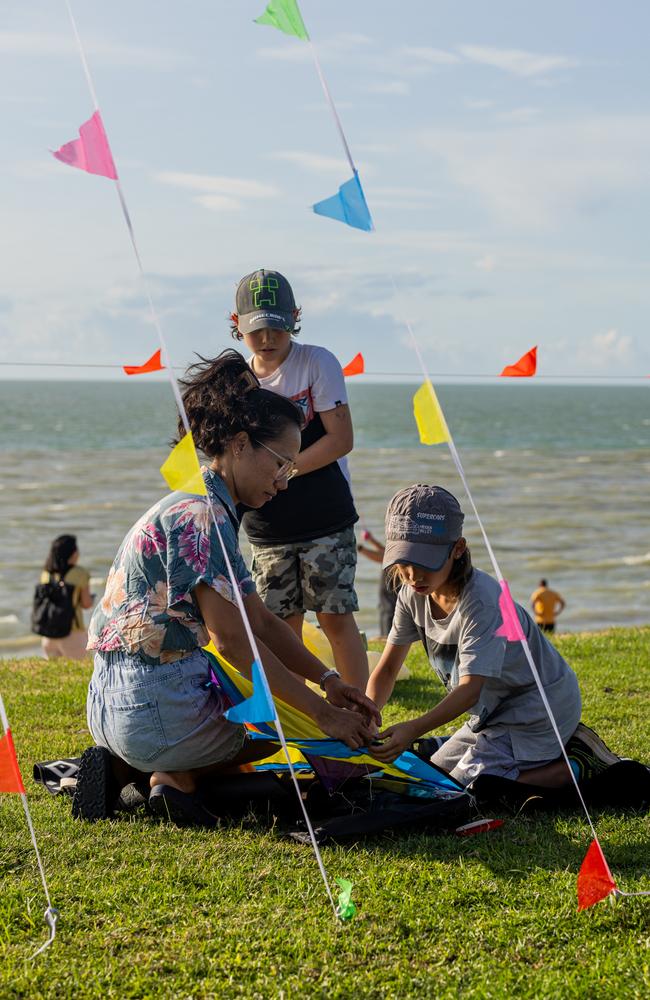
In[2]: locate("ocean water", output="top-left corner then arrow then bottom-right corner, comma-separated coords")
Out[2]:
0,381 -> 648,655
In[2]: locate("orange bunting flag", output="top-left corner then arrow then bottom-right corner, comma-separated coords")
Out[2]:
577,839 -> 618,911
342,352 -> 365,377
160,433 -> 207,496
123,349 -> 165,376
500,345 -> 537,377
413,381 -> 450,445
0,730 -> 25,794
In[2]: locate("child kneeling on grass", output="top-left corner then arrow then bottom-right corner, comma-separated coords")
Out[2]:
367,484 -> 619,787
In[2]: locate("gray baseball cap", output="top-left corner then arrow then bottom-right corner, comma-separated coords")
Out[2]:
236,269 -> 296,334
383,485 -> 465,571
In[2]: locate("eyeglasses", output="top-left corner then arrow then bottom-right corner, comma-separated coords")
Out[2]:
253,439 -> 298,481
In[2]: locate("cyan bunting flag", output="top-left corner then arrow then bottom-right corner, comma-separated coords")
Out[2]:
225,658 -> 276,724
313,171 -> 373,232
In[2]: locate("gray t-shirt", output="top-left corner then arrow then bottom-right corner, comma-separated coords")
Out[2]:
387,568 -> 581,761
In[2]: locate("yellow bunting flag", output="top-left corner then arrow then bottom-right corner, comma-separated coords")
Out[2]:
413,381 -> 450,446
160,433 -> 207,496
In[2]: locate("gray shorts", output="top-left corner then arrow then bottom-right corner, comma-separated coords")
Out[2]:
251,525 -> 359,619
430,721 -> 557,786
87,648 -> 245,772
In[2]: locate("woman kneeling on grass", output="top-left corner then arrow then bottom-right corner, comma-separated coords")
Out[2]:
75,350 -> 380,827
367,485 -> 618,787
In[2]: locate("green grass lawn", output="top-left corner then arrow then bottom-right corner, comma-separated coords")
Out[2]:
1,628 -> 650,999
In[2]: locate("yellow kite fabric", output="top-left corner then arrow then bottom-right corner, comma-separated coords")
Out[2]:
204,644 -> 462,792
160,433 -> 207,496
413,381 -> 450,446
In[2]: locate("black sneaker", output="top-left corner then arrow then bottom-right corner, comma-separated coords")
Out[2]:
71,746 -> 118,821
148,784 -> 220,828
566,723 -> 621,783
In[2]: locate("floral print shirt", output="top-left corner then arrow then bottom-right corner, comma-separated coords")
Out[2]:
88,469 -> 255,664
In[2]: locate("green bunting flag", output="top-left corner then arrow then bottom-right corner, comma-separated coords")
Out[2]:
335,878 -> 357,920
254,0 -> 309,41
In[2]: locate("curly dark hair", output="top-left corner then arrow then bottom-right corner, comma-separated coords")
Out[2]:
386,546 -> 474,600
177,349 -> 303,458
229,308 -> 302,341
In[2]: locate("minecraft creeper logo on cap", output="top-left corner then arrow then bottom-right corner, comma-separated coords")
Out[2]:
250,275 -> 278,308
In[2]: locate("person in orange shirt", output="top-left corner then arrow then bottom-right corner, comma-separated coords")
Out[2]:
530,579 -> 566,633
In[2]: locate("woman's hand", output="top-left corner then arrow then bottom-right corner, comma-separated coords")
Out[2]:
323,675 -> 382,729
319,704 -> 377,750
368,720 -> 421,763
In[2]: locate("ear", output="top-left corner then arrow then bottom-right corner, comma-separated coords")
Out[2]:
231,431 -> 249,458
452,538 -> 467,559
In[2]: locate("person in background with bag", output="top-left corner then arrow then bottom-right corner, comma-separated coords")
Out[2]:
33,534 -> 93,660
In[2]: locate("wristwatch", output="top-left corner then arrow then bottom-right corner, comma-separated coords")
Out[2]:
319,668 -> 341,691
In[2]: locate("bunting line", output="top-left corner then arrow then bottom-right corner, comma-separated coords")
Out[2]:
60,0 -> 337,918
0,693 -> 58,957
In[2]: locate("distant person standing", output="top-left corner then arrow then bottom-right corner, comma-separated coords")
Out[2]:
357,530 -> 397,639
530,579 -> 565,634
34,534 -> 93,659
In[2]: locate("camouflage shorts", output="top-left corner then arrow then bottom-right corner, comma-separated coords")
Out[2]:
251,526 -> 359,618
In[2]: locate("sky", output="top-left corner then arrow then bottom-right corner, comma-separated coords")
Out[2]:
2,0 -> 650,382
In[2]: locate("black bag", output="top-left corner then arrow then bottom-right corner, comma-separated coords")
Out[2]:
31,573 -> 75,638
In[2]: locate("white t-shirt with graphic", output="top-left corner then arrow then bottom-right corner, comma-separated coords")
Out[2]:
252,341 -> 350,482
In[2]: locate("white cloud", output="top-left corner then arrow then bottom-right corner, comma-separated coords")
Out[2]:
0,31 -> 183,69
419,115 -> 650,229
398,46 -> 460,66
591,328 -> 632,361
266,151 -> 349,174
458,44 -> 578,78
365,80 -> 410,96
495,107 -> 541,123
464,98 -> 496,111
475,255 -> 497,272
257,33 -> 372,63
154,172 -> 278,212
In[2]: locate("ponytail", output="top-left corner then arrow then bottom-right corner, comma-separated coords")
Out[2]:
178,349 -> 303,457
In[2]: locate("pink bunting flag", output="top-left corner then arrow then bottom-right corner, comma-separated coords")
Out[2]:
342,352 -> 364,376
52,111 -> 118,180
577,839 -> 618,911
494,579 -> 525,642
123,349 -> 165,376
500,345 -> 537,377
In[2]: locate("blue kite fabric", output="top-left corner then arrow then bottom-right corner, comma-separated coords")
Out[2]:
313,170 -> 373,232
224,658 -> 276,724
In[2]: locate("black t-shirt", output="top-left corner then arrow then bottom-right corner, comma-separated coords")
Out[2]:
241,411 -> 357,544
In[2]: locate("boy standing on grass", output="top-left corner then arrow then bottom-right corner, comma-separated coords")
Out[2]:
231,269 -> 368,689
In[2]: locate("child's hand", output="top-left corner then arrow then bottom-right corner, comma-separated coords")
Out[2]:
369,720 -> 420,763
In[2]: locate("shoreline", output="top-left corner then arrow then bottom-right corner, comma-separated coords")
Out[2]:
2,623 -> 649,663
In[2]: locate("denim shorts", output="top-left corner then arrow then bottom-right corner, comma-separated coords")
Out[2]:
87,648 -> 246,772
